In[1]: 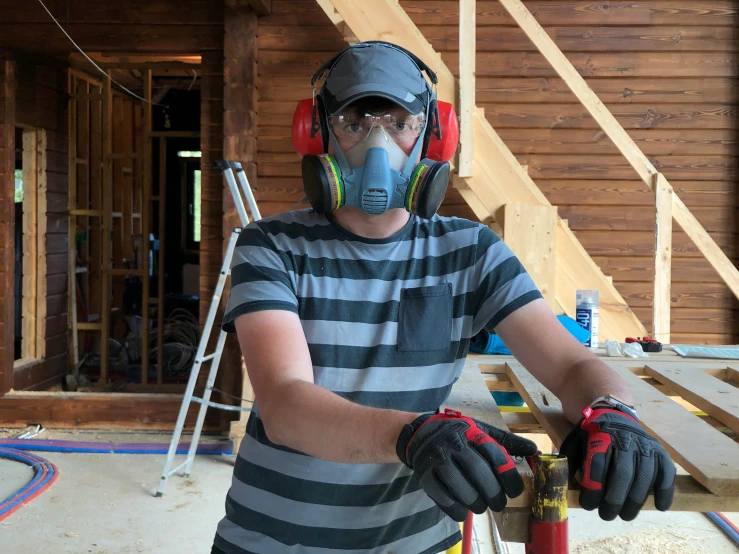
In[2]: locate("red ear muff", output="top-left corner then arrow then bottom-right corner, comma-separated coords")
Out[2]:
292,98 -> 324,157
426,101 -> 459,162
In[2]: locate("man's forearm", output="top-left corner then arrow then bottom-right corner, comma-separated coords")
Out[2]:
557,357 -> 634,423
260,379 -> 419,464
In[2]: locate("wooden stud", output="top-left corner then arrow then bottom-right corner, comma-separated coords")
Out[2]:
122,100 -> 134,262
141,70 -> 152,385
653,174 -> 673,343
68,74 -> 80,369
503,203 -> 557,308
22,130 -> 38,360
101,71 -> 112,384
89,83 -> 103,320
35,130 -> 47,359
157,137 -> 166,384
457,0 -> 475,177
79,82 -> 91,323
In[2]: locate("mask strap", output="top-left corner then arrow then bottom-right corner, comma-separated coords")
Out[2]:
327,125 -> 353,178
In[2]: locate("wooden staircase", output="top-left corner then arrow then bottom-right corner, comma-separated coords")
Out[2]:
316,0 -> 648,341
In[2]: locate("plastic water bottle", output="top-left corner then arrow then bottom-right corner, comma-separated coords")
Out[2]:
576,290 -> 599,348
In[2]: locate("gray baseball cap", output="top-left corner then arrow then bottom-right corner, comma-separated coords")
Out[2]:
318,42 -> 432,116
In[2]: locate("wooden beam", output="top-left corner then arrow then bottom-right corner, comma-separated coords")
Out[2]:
0,59 -> 16,395
0,392 -> 219,430
653,174 -> 673,343
503,203 -> 557,309
646,364 -> 739,434
246,0 -> 272,17
457,0 -> 475,177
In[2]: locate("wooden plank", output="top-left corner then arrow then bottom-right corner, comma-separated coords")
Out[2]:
457,0 -> 475,177
521,155 -> 736,182
608,362 -> 739,495
653,174 -> 673,343
672,194 -> 739,304
36,130 -> 47,359
21,130 -> 38,360
440,52 -> 737,78
503,203 -> 557,308
476,77 -> 739,105
0,24 -> 224,54
0,59 -> 15,394
646,364 -> 739,434
582,231 -> 736,259
0,392 -> 219,430
616,281 -> 738,310
505,360 -> 739,511
399,1 -> 738,27
70,74 -> 82,371
423,25 -> 738,52
443,360 -> 534,500
539,179 -> 735,207
632,307 -> 735,336
483,103 -> 738,130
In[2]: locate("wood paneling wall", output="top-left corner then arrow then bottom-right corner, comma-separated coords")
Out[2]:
257,0 -> 738,344
13,58 -> 69,390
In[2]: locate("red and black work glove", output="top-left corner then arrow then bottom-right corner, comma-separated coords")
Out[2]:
559,406 -> 676,521
396,408 -> 538,522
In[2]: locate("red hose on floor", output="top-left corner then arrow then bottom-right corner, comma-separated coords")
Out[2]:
716,512 -> 739,536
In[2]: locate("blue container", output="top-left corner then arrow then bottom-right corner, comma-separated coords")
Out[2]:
492,391 -> 525,407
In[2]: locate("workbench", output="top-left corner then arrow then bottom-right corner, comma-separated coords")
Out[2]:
442,350 -> 739,551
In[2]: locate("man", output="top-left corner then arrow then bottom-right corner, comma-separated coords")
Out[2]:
212,41 -> 675,554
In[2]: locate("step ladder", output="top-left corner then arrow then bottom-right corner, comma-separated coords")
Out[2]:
156,160 -> 261,497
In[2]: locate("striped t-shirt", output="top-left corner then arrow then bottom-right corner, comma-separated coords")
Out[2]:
214,210 -> 541,554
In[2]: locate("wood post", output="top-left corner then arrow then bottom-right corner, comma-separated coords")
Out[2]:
101,72 -> 112,383
457,0 -> 475,177
223,1 -> 258,425
22,130 -> 39,361
68,74 -> 80,369
157,137 -> 166,384
653,174 -> 672,343
503,203 -> 557,309
141,70 -> 152,385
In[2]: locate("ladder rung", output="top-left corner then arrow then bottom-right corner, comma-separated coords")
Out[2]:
191,397 -> 251,413
167,460 -> 189,476
201,353 -> 216,362
106,268 -> 145,276
76,322 -> 102,331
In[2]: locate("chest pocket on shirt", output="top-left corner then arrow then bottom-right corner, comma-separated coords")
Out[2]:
397,283 -> 452,352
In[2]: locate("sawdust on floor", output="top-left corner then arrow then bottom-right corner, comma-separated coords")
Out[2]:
572,528 -> 713,554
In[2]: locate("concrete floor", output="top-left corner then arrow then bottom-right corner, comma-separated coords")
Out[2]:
1,432 -> 738,553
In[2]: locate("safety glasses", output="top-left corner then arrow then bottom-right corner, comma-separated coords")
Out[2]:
328,110 -> 426,144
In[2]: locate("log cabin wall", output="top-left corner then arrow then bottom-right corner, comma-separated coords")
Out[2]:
0,55 -> 68,394
257,0 -> 739,345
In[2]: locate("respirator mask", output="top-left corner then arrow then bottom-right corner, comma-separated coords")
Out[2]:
292,41 -> 459,219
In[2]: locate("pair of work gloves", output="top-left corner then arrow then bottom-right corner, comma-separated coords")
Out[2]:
396,407 -> 676,522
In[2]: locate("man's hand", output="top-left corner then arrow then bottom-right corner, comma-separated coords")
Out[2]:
560,407 -> 676,521
396,409 -> 538,521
